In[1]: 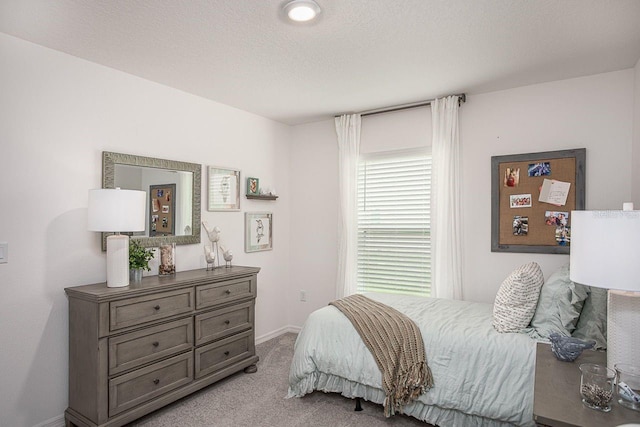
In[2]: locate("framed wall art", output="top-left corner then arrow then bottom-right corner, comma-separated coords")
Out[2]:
245,212 -> 272,252
208,166 -> 240,211
491,148 -> 585,254
246,177 -> 259,196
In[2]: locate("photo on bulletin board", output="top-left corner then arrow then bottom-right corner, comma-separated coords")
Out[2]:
491,148 -> 585,254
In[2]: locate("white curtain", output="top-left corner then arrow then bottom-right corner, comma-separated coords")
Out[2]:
431,96 -> 463,300
335,114 -> 361,298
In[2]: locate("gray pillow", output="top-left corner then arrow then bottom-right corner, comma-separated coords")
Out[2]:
529,263 -> 589,338
572,285 -> 607,349
493,262 -> 544,333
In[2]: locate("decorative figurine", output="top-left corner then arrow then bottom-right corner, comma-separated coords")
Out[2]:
202,221 -> 222,269
204,245 -> 217,271
221,245 -> 233,268
202,221 -> 221,243
549,332 -> 595,362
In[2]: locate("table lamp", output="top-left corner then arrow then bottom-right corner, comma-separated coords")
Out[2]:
570,203 -> 640,369
88,188 -> 146,287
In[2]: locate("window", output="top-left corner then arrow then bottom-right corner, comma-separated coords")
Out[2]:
356,149 -> 431,296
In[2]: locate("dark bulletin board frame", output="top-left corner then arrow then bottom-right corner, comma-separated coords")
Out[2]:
491,148 -> 586,254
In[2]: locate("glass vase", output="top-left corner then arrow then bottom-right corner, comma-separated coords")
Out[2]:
579,363 -> 615,412
159,243 -> 176,275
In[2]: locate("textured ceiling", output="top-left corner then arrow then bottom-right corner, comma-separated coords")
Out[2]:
1,0 -> 640,125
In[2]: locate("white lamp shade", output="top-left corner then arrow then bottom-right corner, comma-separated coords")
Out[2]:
88,188 -> 146,232
570,209 -> 640,292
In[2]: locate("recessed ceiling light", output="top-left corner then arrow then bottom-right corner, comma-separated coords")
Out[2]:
283,0 -> 321,22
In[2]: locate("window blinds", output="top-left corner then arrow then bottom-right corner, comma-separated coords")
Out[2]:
357,151 -> 431,296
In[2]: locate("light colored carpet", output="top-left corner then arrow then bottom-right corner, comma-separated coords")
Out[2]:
128,332 -> 431,427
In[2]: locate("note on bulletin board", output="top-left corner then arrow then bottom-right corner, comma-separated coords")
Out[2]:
538,179 -> 571,206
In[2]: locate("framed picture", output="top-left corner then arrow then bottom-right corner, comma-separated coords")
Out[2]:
207,166 -> 240,211
247,177 -> 259,196
491,148 -> 585,254
245,212 -> 272,252
149,183 -> 176,237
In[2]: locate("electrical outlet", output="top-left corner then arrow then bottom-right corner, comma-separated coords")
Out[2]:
0,242 -> 7,264
300,290 -> 307,302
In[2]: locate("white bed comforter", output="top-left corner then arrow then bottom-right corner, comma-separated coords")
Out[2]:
287,293 -> 537,427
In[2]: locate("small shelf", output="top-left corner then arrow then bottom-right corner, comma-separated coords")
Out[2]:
246,194 -> 279,201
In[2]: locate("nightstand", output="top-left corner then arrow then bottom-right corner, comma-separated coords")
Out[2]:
533,342 -> 640,426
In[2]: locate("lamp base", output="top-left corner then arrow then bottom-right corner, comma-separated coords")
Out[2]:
607,290 -> 640,369
106,234 -> 130,288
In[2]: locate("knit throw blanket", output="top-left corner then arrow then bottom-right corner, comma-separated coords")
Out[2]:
329,294 -> 433,417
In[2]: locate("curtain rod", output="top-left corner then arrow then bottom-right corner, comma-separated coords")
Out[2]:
335,93 -> 466,118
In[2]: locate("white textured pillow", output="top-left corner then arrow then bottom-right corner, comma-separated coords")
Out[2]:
493,262 -> 544,333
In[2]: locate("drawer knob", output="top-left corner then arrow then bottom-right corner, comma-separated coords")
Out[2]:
224,320 -> 230,325
153,378 -> 160,385
225,289 -> 231,295
154,305 -> 160,311
152,341 -> 160,347
224,351 -> 230,357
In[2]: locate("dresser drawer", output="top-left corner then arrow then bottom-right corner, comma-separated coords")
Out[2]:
194,330 -> 254,379
195,276 -> 255,310
110,288 -> 195,331
195,301 -> 253,346
109,318 -> 194,375
109,352 -> 193,416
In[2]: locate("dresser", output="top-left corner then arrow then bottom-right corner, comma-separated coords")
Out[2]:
64,266 -> 260,427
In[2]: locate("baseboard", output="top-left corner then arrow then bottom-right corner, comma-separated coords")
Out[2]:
33,414 -> 65,427
256,325 -> 301,344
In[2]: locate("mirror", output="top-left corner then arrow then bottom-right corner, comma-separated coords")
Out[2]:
102,151 -> 201,249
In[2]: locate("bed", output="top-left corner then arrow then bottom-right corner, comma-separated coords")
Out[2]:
287,262 -> 607,426
287,292 -> 539,427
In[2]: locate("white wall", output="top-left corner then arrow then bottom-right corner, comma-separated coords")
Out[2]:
0,33 -> 291,427
460,70 -> 633,302
288,120 -> 338,327
633,58 -> 640,204
289,69 -> 635,324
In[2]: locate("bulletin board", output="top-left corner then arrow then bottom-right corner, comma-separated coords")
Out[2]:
491,149 -> 585,254
149,184 -> 176,237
